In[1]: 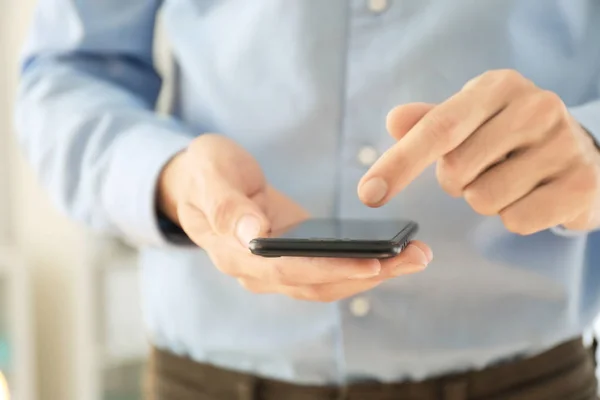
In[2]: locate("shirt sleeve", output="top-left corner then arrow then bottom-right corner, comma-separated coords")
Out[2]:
15,0 -> 195,248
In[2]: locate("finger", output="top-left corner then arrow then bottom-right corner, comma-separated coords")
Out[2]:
255,241 -> 431,285
256,256 -> 383,285
561,165 -> 600,231
192,169 -> 270,246
239,277 -> 384,302
386,103 -> 434,141
437,95 -> 560,196
500,165 -> 594,235
206,237 -> 383,284
238,243 -> 432,300
285,280 -> 384,302
462,134 -> 576,216
237,277 -> 276,294
359,70 -> 530,207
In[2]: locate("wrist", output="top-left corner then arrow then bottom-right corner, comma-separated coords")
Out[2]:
156,150 -> 187,226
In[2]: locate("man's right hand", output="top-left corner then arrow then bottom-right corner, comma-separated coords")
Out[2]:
157,134 -> 432,302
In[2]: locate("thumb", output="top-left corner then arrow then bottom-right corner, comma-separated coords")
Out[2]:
198,176 -> 270,247
386,102 -> 435,141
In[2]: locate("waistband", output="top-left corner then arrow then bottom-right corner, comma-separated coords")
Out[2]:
148,337 -> 597,400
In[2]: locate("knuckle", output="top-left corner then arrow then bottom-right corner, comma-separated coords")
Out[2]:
553,127 -> 580,160
423,114 -> 458,147
467,70 -> 530,104
436,160 -> 463,197
495,69 -> 523,86
463,186 -> 497,215
464,69 -> 523,92
479,69 -> 523,88
571,164 -> 600,195
439,152 -> 461,177
517,92 -> 567,136
536,90 -> 566,117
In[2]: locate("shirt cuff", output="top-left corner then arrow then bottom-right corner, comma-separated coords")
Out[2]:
101,119 -> 195,248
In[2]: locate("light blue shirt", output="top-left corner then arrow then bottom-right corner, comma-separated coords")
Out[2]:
16,0 -> 600,385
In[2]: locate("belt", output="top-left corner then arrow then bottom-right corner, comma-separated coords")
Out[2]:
147,337 -> 598,400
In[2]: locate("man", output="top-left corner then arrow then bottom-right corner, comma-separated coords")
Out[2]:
16,1 -> 600,399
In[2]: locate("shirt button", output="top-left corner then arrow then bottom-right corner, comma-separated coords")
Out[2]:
368,0 -> 389,13
350,297 -> 371,317
357,145 -> 379,167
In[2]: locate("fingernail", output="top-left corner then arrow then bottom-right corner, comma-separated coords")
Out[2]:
392,263 -> 426,276
236,215 -> 261,247
422,247 -> 434,263
359,178 -> 388,205
349,264 -> 381,279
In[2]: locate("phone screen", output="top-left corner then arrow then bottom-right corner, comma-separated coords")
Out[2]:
269,219 -> 416,242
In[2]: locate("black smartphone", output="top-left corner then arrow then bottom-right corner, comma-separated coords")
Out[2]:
249,218 -> 418,259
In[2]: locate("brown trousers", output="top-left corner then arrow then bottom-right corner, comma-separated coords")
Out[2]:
147,338 -> 598,400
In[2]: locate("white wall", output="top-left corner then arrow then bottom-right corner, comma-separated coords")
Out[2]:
1,1 -> 173,399
0,0 -> 17,243
1,1 -> 91,399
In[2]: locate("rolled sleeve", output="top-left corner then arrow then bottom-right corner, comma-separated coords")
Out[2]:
103,123 -> 193,247
16,0 -> 200,248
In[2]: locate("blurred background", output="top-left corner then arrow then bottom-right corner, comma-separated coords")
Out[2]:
0,1 -> 175,399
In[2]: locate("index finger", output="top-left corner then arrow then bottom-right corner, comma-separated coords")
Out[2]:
358,71 -> 526,207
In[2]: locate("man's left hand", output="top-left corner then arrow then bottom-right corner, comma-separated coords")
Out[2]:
358,69 -> 600,234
